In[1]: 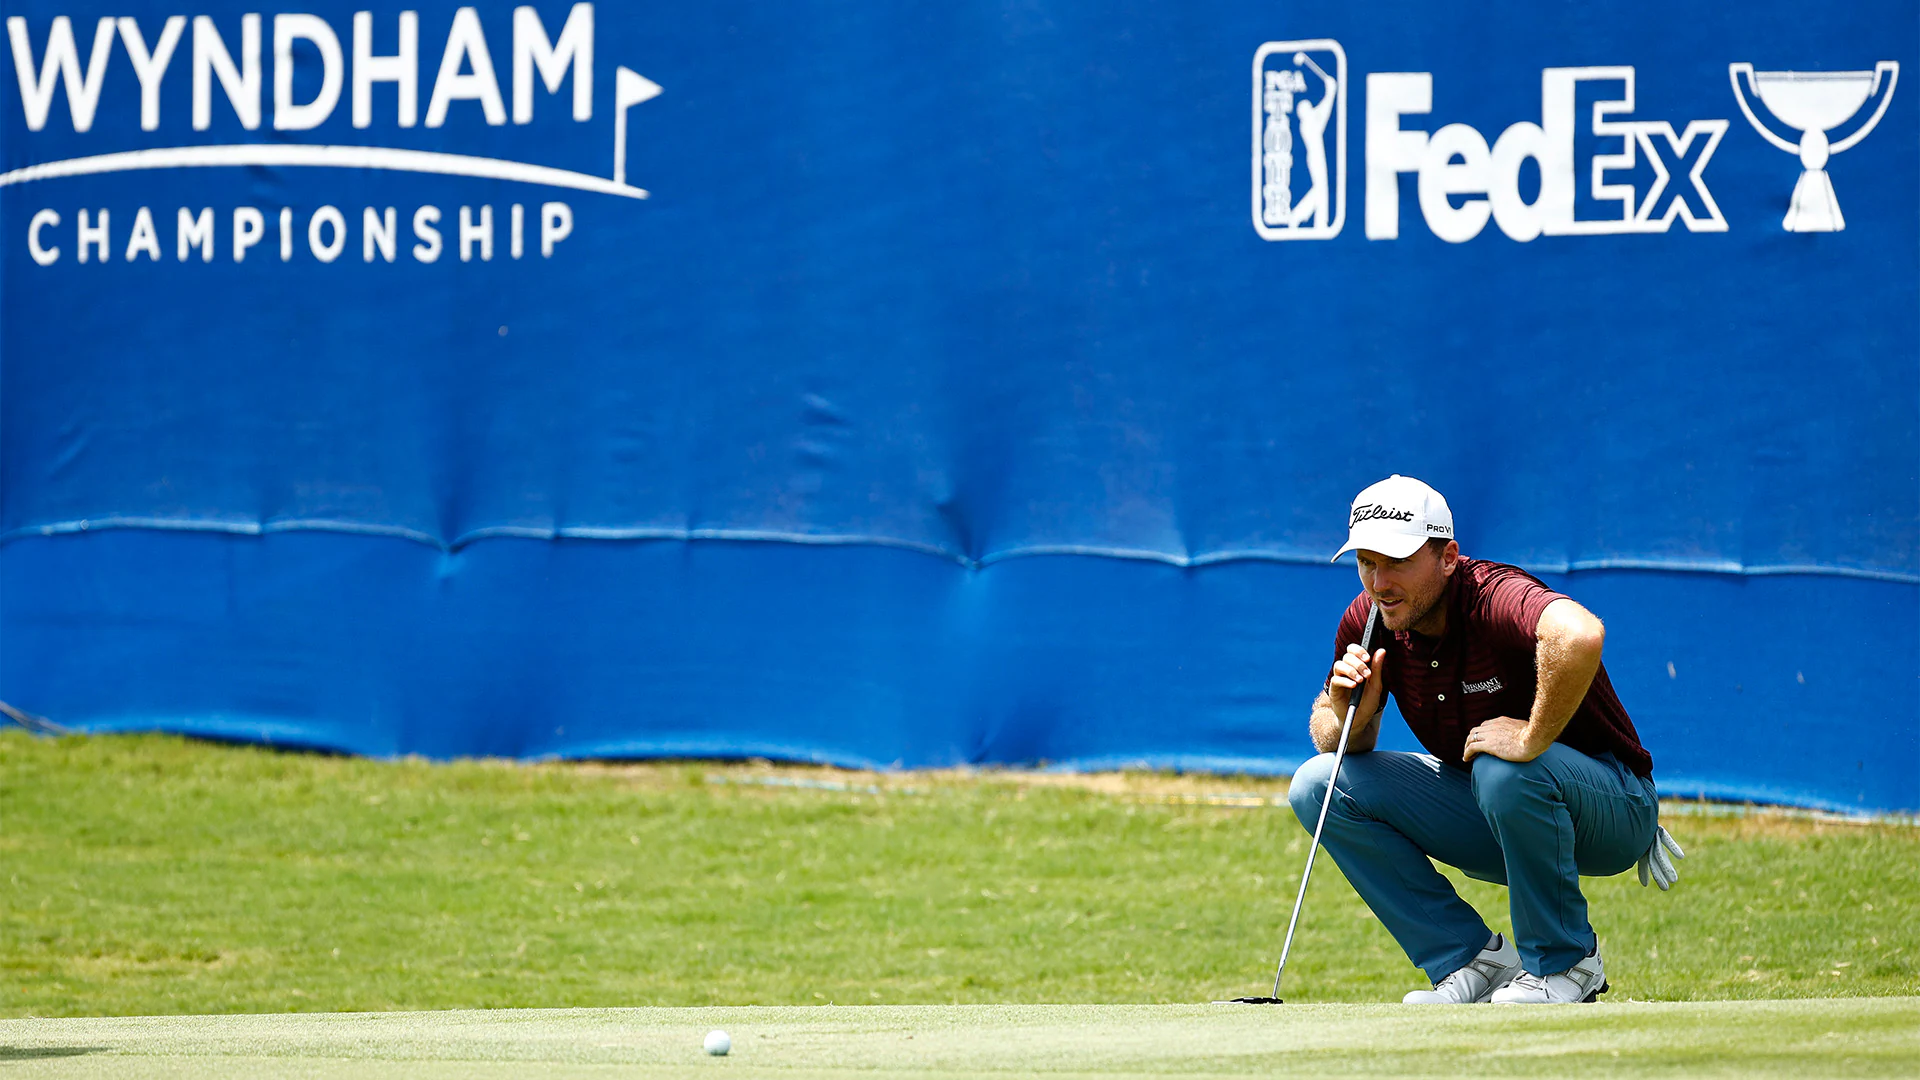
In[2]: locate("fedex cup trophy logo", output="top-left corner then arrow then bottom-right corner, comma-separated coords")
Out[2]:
1729,61 -> 1899,232
1252,40 -> 1345,240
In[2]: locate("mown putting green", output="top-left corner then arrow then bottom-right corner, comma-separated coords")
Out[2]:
1,732 -> 1915,1017
0,999 -> 1915,1078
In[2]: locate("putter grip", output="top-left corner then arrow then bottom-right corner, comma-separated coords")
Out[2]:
1344,603 -> 1382,703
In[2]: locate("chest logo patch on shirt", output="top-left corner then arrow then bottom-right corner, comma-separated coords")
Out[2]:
1462,677 -> 1505,695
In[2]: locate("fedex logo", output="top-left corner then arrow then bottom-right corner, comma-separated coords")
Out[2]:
1365,67 -> 1728,242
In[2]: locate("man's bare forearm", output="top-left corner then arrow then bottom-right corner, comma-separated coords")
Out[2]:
1523,599 -> 1605,750
1308,688 -> 1381,754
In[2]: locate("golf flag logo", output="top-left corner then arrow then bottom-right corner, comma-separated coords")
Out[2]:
1252,40 -> 1345,240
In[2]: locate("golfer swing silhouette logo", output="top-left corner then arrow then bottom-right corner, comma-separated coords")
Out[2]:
1252,40 -> 1346,241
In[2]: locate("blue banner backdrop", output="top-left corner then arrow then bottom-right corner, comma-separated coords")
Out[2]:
1,1 -> 1914,811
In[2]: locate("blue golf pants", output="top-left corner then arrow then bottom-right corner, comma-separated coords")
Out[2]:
1287,744 -> 1658,981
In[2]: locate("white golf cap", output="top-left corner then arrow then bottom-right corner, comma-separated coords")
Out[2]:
1332,475 -> 1454,562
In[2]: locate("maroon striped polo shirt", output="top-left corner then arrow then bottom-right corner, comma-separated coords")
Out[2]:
1332,558 -> 1653,777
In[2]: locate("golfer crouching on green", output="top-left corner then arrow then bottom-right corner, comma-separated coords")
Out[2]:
1290,475 -> 1684,1004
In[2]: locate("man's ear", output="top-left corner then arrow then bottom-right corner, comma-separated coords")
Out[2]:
1440,539 -> 1460,575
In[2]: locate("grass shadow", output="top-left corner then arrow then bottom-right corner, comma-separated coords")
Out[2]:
0,1046 -> 105,1060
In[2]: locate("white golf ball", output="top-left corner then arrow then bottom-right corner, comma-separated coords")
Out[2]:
704,1029 -> 731,1056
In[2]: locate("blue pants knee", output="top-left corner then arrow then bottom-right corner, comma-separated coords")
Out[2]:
1287,753 -> 1335,823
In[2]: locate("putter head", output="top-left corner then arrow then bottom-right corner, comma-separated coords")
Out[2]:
1217,996 -> 1285,1004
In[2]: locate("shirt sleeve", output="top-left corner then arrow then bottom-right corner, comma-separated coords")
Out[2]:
1474,565 -> 1568,654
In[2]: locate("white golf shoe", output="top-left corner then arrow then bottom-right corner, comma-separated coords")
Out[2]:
1402,933 -> 1522,1004
1491,948 -> 1609,1004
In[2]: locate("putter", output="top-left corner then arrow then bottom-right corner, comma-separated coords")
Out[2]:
1222,602 -> 1381,1005
0,699 -> 69,737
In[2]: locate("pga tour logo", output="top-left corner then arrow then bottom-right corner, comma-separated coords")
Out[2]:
1252,40 -> 1345,240
1252,39 -> 1899,241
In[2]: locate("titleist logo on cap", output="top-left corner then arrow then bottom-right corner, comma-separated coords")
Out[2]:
1350,503 -> 1416,527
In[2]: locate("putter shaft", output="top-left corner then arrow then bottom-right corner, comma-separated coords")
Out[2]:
1268,603 -> 1380,1000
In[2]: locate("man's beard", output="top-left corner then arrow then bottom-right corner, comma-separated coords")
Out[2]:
1381,580 -> 1445,633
